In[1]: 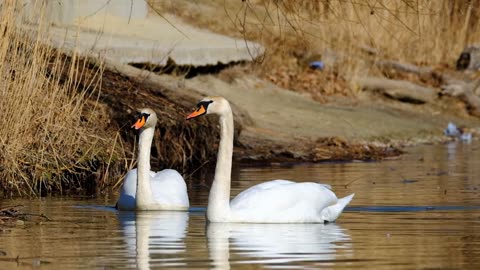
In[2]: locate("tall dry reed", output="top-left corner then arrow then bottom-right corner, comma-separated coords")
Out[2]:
251,0 -> 480,63
154,0 -> 480,95
0,1 -> 120,196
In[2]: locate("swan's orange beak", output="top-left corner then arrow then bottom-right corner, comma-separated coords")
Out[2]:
186,105 -> 206,120
131,116 -> 146,129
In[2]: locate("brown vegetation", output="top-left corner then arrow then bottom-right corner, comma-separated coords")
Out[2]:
2,0 -> 479,197
238,136 -> 402,163
0,2 -> 119,196
0,0 -> 222,196
71,59 -> 220,190
152,0 -> 480,103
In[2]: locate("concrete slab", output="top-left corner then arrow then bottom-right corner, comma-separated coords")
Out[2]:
22,0 -> 148,25
22,1 -> 264,66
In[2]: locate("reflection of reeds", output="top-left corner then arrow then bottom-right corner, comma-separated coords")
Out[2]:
0,2 -> 121,196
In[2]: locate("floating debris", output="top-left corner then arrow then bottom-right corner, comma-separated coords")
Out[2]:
0,205 -> 22,226
402,179 -> 418,184
0,205 -> 50,227
309,61 -> 325,70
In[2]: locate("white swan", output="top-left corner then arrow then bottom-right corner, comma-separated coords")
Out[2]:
117,108 -> 189,211
187,97 -> 354,223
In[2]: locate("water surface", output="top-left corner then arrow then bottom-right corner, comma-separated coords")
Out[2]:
1,141 -> 480,269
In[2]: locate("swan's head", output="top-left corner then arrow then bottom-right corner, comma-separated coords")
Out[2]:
131,108 -> 157,130
186,96 -> 230,119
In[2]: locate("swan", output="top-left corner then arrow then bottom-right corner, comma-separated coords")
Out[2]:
117,108 -> 189,211
187,97 -> 354,223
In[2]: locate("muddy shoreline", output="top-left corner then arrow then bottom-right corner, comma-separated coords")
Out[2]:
2,55 -> 476,197
94,59 -> 412,165
95,59 -> 478,164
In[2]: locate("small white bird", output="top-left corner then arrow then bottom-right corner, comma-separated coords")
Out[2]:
444,122 -> 472,142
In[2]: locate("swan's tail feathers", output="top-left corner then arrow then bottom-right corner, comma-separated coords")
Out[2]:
321,193 -> 355,223
338,193 -> 355,208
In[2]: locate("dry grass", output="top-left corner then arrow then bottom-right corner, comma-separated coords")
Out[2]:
0,1 -> 124,196
84,66 -> 220,184
0,1 -> 222,196
2,1 -> 476,196
151,0 -> 480,98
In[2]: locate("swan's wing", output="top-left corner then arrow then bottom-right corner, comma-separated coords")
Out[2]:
321,183 -> 332,190
247,178 -> 332,191
241,179 -> 294,190
150,169 -> 190,208
117,168 -> 190,210
230,181 -> 338,223
117,169 -> 138,210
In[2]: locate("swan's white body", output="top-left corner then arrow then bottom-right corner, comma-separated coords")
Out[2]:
187,97 -> 354,223
229,180 -> 354,223
117,168 -> 189,211
117,109 -> 189,211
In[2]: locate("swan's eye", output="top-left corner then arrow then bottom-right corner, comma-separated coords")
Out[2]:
196,100 -> 213,109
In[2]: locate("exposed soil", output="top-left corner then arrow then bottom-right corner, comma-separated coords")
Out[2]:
69,59 -> 221,176
47,50 -> 479,195
88,58 -> 477,169
92,60 -> 404,165
4,4 -> 479,197
35,6 -> 480,194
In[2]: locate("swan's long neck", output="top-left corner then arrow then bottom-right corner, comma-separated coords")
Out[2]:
136,127 -> 155,210
207,108 -> 234,222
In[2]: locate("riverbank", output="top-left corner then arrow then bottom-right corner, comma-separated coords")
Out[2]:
17,34 -> 480,195
97,58 -> 478,164
40,1 -> 480,162
1,1 -> 479,196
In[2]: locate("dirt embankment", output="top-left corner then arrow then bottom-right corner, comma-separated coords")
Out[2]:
15,48 -> 476,196
87,57 -> 479,169
43,7 -> 480,191
5,2 -> 480,197
69,58 -> 221,176
56,56 -> 401,182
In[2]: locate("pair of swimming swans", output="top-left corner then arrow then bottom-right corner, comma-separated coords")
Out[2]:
117,96 -> 354,223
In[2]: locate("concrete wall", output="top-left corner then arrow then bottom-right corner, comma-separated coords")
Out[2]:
22,0 -> 147,26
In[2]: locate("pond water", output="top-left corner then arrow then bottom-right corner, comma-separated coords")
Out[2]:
1,141 -> 480,269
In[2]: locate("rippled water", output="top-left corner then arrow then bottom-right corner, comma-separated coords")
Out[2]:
1,141 -> 480,269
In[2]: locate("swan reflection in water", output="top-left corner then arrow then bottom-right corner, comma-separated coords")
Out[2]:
118,211 -> 189,269
207,222 -> 352,269
117,211 -> 351,269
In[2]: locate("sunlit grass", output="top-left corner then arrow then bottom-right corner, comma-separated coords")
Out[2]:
0,1 -> 123,196
152,0 -> 480,96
